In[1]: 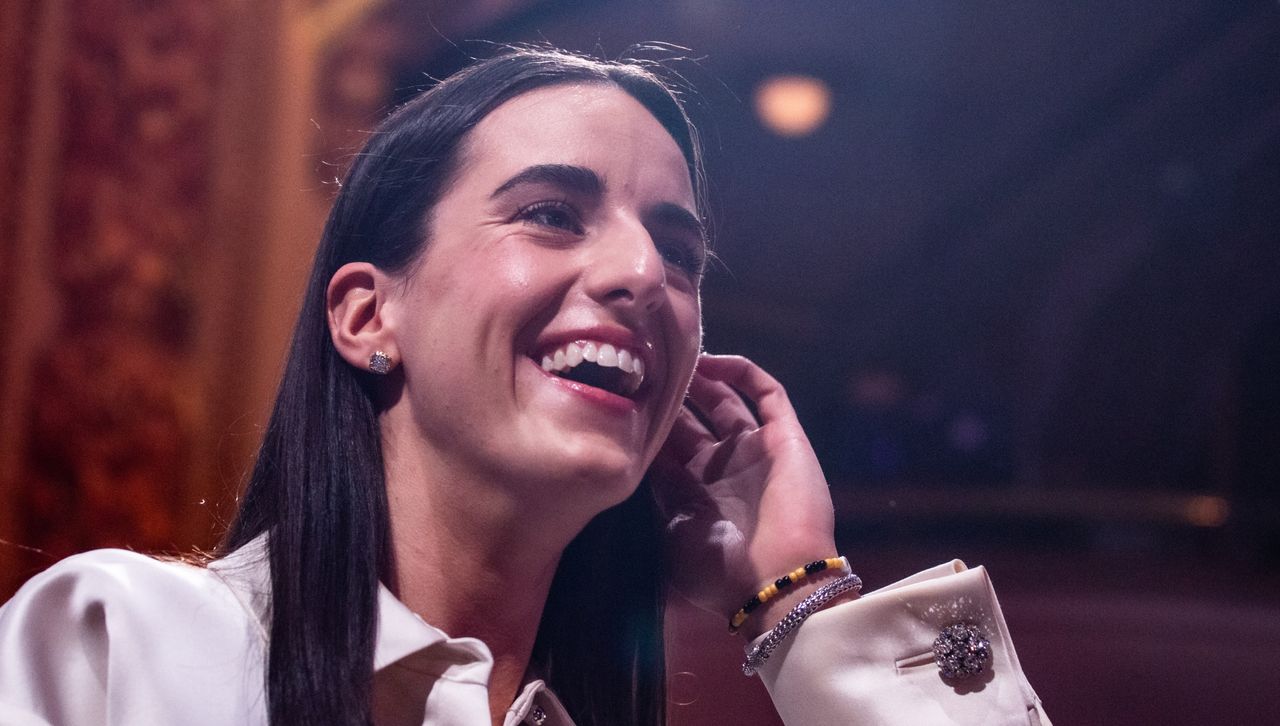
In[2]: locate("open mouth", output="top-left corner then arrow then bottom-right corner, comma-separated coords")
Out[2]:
538,340 -> 646,398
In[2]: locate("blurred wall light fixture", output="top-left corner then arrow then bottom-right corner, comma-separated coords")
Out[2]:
1184,495 -> 1230,527
754,74 -> 832,137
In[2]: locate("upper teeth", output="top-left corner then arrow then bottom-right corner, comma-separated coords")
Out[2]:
540,341 -> 646,382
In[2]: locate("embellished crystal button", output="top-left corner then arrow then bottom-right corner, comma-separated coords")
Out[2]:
931,622 -> 991,679
528,705 -> 547,725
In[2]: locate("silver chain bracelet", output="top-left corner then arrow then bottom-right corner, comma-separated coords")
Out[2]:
742,573 -> 863,677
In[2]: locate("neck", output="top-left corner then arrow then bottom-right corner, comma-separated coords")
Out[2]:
381,430 -> 600,725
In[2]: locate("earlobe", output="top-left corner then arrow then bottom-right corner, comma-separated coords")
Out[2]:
327,262 -> 397,373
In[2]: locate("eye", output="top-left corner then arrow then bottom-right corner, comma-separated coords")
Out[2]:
658,236 -> 708,279
516,200 -> 583,234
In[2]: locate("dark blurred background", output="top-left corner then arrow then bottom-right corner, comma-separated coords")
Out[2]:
3,1 -> 1278,723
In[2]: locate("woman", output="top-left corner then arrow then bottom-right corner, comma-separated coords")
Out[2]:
0,48 -> 1047,725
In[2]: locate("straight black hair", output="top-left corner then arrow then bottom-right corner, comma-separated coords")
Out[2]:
222,47 -> 707,725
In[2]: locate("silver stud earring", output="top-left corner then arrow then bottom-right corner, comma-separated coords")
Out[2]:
368,350 -> 393,375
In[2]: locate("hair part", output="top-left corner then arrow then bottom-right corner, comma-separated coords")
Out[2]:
222,46 -> 706,726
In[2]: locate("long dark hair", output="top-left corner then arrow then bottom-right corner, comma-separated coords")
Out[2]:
221,47 -> 706,726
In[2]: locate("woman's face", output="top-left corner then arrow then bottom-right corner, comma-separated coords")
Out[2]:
380,83 -> 704,508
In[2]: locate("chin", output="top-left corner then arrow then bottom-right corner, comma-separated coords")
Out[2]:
537,434 -> 647,506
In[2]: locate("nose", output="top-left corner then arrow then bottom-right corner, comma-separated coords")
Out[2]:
583,217 -> 667,314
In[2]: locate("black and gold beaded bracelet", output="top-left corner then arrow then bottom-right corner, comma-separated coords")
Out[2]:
728,556 -> 851,633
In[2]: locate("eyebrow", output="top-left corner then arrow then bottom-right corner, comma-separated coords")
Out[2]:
648,201 -> 709,247
490,163 -> 706,242
490,164 -> 603,199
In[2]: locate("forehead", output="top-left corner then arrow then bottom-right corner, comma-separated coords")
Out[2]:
457,83 -> 695,204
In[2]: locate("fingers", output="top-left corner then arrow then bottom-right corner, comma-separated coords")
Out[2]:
694,354 -> 798,427
647,447 -> 700,519
662,406 -> 715,463
687,371 -> 759,438
650,426 -> 728,521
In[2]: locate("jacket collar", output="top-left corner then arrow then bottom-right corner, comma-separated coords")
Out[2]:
208,534 -> 572,725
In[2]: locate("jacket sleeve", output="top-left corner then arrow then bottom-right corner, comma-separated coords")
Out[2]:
0,555 -> 118,726
0,550 -> 265,726
755,561 -> 1050,726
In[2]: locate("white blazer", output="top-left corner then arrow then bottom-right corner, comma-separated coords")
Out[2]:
0,539 -> 1048,725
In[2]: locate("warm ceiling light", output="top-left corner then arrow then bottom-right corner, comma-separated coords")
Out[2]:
754,74 -> 832,137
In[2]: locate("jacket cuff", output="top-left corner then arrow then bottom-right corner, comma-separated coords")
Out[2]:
753,561 -> 1050,726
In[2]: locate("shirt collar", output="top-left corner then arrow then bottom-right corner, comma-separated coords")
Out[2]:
210,536 -> 572,724
372,579 -> 493,681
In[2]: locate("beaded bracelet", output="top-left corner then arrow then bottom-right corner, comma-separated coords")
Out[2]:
728,556 -> 851,633
741,573 -> 863,677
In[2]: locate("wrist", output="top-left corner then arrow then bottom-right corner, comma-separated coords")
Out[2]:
741,573 -> 863,676
730,555 -> 856,641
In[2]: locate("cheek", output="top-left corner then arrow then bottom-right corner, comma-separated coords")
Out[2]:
489,246 -> 536,291
414,245 -> 544,332
675,294 -> 703,366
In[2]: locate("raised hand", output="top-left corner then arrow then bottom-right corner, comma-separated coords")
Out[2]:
651,354 -> 839,638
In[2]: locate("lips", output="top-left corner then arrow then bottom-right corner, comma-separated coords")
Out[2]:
536,339 -> 646,398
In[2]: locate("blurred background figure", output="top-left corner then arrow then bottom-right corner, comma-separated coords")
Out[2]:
2,1 -> 1277,723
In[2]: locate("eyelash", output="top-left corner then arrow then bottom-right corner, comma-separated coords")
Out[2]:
657,237 -> 708,278
514,200 -> 707,278
516,200 -> 583,235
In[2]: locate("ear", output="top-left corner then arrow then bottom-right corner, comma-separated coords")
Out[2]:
327,262 -> 396,373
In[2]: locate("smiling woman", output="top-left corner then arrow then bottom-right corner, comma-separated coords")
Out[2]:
0,47 -> 1049,726
359,83 -> 704,507
232,52 -> 710,726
